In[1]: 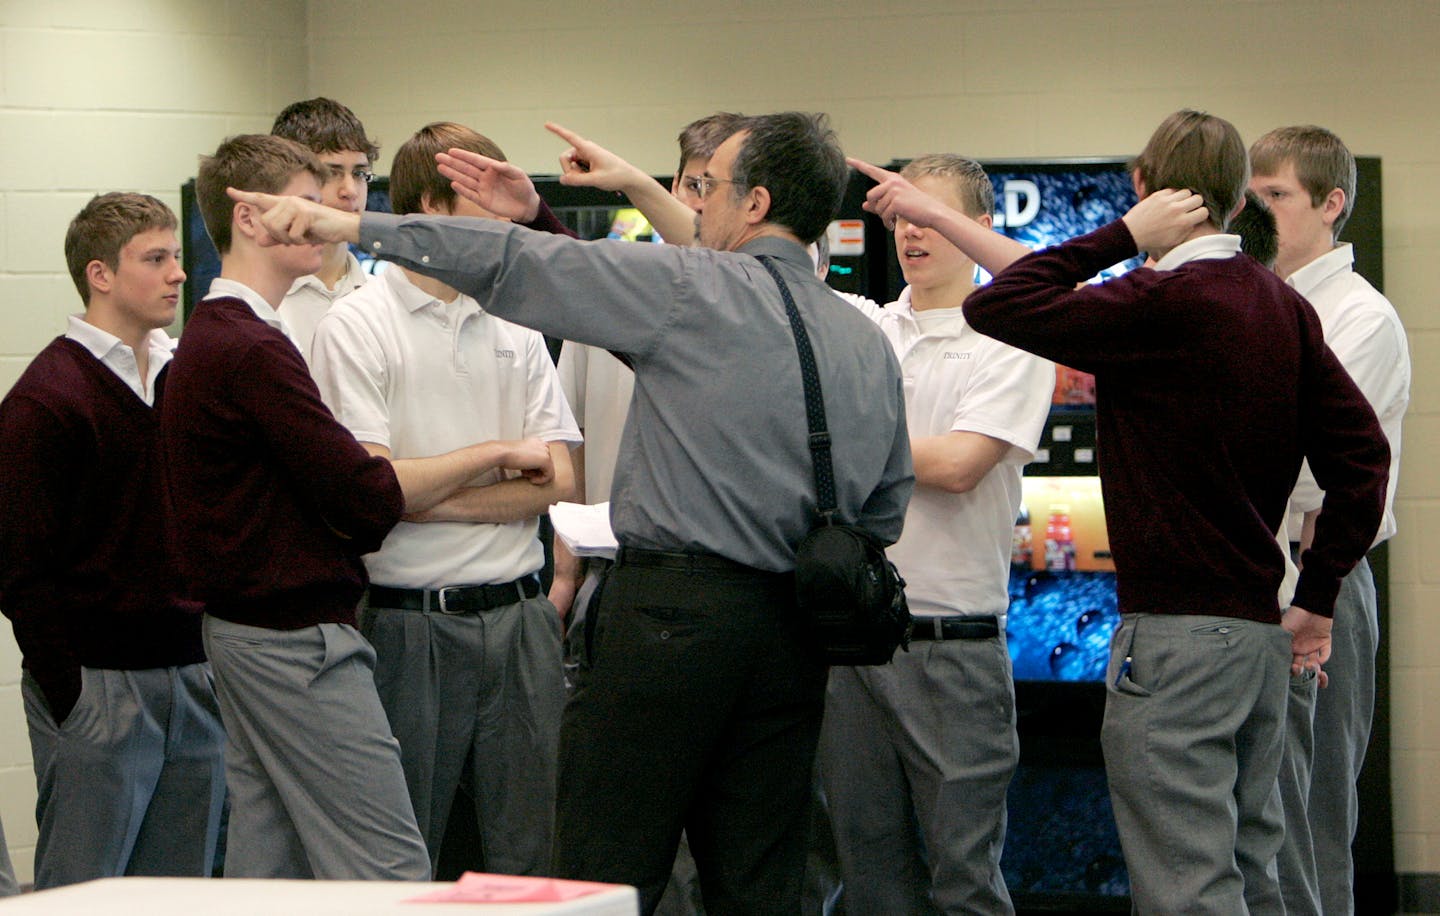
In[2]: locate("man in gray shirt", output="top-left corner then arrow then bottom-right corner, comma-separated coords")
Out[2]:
232,111 -> 912,916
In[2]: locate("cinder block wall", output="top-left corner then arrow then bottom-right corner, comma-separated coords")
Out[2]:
1,0 -> 1436,892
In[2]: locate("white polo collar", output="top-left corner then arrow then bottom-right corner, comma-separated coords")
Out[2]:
1284,243 -> 1354,299
206,277 -> 298,344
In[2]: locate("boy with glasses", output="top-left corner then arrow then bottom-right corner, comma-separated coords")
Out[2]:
549,112 -> 741,916
271,97 -> 379,362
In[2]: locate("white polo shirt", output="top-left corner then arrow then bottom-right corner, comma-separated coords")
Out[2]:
311,266 -> 581,588
1284,243 -> 1409,546
872,287 -> 1054,617
280,249 -> 369,365
557,341 -> 634,504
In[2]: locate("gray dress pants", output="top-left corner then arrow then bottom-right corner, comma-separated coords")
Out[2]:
820,633 -> 1018,915
24,664 -> 226,889
1277,557 -> 1378,916
0,815 -> 16,896
364,591 -> 565,876
1101,613 -> 1291,916
202,615 -> 429,880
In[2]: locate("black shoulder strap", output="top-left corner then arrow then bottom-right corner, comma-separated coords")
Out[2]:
756,255 -> 836,523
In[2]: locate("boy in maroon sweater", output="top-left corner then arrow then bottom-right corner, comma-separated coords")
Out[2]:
0,193 -> 226,888
852,110 -> 1388,914
163,135 -> 556,880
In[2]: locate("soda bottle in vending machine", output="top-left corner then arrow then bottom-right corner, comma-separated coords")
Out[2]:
1011,504 -> 1033,569
1045,503 -> 1077,572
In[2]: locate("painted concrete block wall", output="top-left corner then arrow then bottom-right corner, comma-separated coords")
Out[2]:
0,0 -> 309,884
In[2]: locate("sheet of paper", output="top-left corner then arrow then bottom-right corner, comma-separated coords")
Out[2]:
408,871 -> 617,903
549,501 -> 618,559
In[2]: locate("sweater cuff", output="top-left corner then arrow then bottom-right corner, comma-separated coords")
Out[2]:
1289,571 -> 1338,619
521,198 -> 577,239
1091,219 -> 1141,264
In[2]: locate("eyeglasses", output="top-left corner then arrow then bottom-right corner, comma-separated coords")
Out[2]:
682,175 -> 743,200
323,164 -> 375,186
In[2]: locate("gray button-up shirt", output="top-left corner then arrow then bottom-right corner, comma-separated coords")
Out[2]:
361,213 -> 912,572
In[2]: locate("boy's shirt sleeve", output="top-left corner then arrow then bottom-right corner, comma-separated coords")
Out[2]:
1291,324 -> 1390,616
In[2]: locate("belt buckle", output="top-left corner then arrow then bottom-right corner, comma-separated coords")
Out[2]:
436,586 -> 467,615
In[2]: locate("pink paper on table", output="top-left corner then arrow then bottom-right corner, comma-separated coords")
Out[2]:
408,871 -> 618,903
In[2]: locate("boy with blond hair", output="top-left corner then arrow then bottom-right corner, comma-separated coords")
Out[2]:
1252,125 -> 1410,916
163,134 -> 549,880
0,192 -> 225,888
819,154 -> 1053,915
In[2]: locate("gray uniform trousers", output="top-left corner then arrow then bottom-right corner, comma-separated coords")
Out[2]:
1102,613 -> 1291,916
202,615 -> 430,880
819,632 -> 1018,916
0,815 -> 17,897
1277,557 -> 1378,916
363,590 -> 565,876
22,664 -> 226,889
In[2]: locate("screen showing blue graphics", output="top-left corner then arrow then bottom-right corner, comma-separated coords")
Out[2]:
983,160 -> 1141,281
1007,569 -> 1119,682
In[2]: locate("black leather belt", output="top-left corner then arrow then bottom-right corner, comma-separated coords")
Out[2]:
614,546 -> 765,576
909,615 -> 1000,641
368,576 -> 539,615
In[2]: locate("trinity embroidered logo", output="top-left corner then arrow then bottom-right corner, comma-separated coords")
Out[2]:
943,351 -> 972,360
494,348 -> 516,359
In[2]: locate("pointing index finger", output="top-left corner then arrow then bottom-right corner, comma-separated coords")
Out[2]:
846,157 -> 892,182
545,122 -> 585,147
226,186 -> 272,207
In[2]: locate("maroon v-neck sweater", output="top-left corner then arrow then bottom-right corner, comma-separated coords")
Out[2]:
965,221 -> 1388,623
160,295 -> 403,629
0,338 -> 204,720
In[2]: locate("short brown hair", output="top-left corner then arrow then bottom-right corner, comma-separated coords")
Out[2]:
63,193 -> 177,304
271,97 -> 379,163
196,134 -> 325,255
390,122 -> 505,217
1132,109 -> 1247,231
676,112 -> 745,177
900,154 -> 994,220
1249,125 -> 1357,237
